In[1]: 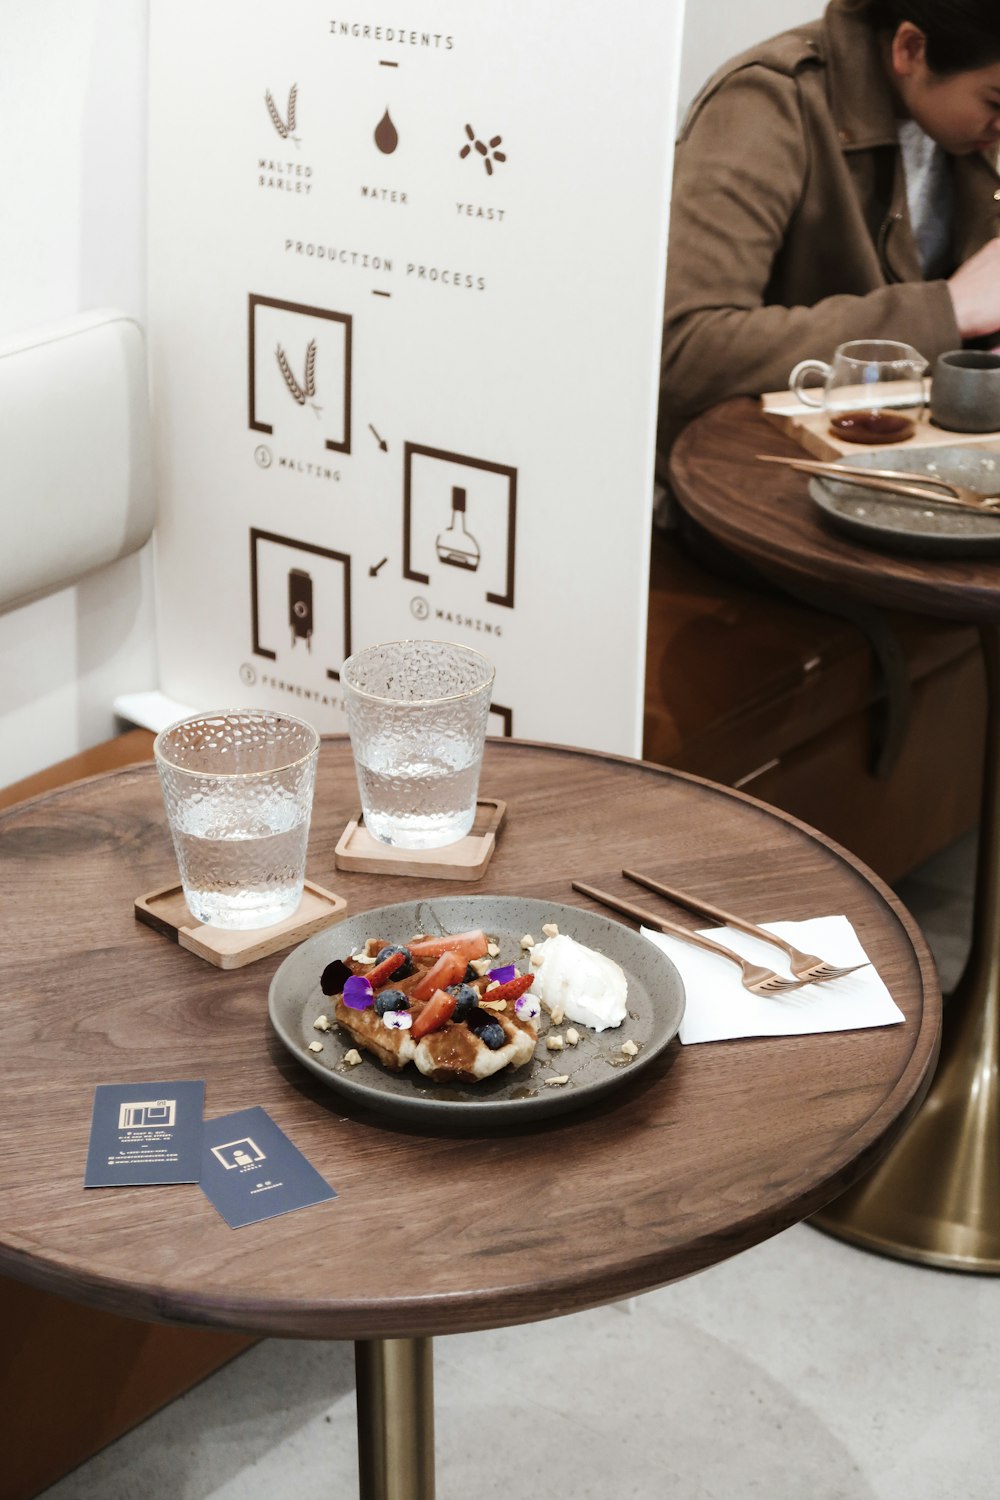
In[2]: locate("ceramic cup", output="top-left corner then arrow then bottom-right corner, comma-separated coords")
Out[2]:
930,350 -> 1000,433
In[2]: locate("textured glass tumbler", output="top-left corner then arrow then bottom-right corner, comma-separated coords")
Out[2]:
154,709 -> 320,930
341,640 -> 495,850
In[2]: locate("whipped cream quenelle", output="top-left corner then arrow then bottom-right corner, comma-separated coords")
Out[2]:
529,932 -> 628,1031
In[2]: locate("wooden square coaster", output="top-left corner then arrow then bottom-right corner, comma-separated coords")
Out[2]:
334,798 -> 506,880
134,880 -> 348,968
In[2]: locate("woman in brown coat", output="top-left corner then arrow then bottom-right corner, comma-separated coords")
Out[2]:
659,0 -> 1000,466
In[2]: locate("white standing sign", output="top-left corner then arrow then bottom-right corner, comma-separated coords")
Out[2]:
148,0 -> 684,753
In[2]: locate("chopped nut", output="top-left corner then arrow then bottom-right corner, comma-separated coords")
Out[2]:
487,941 -> 500,957
621,1039 -> 640,1057
550,1005 -> 565,1026
530,950 -> 545,967
352,952 -> 377,965
545,1034 -> 565,1051
545,1074 -> 570,1087
566,1027 -> 580,1047
470,957 -> 492,976
520,933 -> 536,949
343,1049 -> 364,1067
485,979 -> 500,991
480,998 -> 507,1011
308,1040 -> 324,1053
541,922 -> 559,937
313,1014 -> 331,1032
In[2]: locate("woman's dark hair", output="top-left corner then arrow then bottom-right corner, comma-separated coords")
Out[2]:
847,0 -> 1000,73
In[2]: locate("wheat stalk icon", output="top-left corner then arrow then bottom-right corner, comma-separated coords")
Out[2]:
265,84 -> 299,145
275,339 -> 322,416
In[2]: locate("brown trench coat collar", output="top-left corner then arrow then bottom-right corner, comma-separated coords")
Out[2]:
823,2 -> 900,150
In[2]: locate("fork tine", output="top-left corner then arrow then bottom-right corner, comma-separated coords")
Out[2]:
757,976 -> 806,994
794,960 -> 870,983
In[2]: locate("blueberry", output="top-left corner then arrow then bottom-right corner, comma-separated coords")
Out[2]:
479,1020 -> 506,1050
445,983 -> 478,1020
374,989 -> 410,1016
374,944 -> 415,977
465,1005 -> 505,1048
462,963 -> 478,983
320,958 -> 353,996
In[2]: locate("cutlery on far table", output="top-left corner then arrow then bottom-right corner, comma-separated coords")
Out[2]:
621,869 -> 869,984
571,881 -> 809,997
755,453 -> 1000,513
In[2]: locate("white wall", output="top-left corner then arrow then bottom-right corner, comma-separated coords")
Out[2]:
0,0 -> 818,788
678,0 -> 819,119
0,0 -> 156,789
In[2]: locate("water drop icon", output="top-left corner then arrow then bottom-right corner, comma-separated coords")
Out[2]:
374,109 -> 398,154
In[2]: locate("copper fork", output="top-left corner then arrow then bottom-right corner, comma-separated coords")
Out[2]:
755,453 -> 1000,513
622,869 -> 870,984
571,881 -> 810,997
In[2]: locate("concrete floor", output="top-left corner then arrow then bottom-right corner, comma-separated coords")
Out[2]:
43,832 -> 997,1500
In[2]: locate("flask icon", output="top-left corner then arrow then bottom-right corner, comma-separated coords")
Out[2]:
435,487 -> 481,571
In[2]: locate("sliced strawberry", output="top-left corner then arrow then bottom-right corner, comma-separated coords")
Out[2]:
482,973 -> 534,1006
407,928 -> 489,962
365,949 -> 408,989
409,949 -> 467,1002
410,987 -> 458,1040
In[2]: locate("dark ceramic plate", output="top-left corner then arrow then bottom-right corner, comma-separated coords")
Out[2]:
268,895 -> 685,1126
809,445 -> 1000,557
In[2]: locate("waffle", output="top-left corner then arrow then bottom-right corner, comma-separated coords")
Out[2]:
329,940 -> 537,1083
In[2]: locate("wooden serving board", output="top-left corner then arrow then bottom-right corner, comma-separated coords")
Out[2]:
761,387 -> 1000,460
134,879 -> 347,967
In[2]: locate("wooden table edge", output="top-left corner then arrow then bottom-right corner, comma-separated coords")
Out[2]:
669,400 -> 1000,623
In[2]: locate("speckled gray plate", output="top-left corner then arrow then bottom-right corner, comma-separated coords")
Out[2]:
268,895 -> 685,1127
808,445 -> 1000,557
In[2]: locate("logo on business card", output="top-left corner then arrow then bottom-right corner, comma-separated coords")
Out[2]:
212,1137 -> 266,1170
118,1099 -> 177,1130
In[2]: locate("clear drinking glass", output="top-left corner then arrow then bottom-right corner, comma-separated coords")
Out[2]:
341,640 -> 495,850
154,709 -> 320,930
789,339 -> 929,443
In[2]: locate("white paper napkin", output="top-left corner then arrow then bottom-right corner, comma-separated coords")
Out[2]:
641,914 -> 904,1044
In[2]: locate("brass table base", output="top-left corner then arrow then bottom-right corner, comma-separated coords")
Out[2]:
814,623 -> 1000,1272
355,1337 -> 435,1500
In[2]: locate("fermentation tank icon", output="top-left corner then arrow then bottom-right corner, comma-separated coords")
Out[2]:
288,567 -> 313,649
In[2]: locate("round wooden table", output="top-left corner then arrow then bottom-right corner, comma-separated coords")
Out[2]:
0,737 -> 939,1498
672,396 -> 1000,1274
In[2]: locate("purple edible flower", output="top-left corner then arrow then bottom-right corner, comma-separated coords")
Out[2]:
382,1009 -> 413,1031
514,994 -> 541,1023
343,974 -> 374,1010
488,964 -> 517,984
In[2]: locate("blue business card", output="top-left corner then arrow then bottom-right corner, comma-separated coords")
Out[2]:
84,1080 -> 206,1187
200,1106 -> 337,1229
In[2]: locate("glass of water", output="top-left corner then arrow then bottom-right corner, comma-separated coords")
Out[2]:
153,709 -> 320,929
341,640 -> 495,849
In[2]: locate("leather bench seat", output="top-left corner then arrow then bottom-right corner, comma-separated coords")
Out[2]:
644,527 -> 985,883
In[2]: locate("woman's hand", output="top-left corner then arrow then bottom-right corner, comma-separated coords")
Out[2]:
948,239 -> 1000,340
